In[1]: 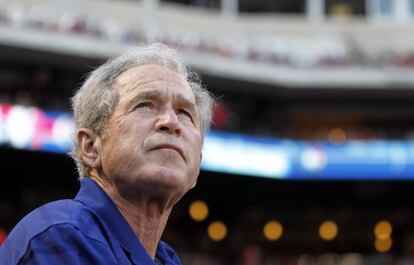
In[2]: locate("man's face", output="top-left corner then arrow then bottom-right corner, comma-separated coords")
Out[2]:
98,64 -> 203,200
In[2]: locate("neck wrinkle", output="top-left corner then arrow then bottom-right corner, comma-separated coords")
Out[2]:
117,200 -> 172,258
113,193 -> 171,258
92,176 -> 173,258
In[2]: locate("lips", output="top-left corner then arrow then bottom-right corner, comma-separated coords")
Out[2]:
151,143 -> 185,160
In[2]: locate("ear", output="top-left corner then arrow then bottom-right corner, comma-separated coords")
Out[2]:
76,129 -> 101,169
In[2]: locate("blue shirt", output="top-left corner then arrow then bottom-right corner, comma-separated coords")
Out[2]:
0,178 -> 182,265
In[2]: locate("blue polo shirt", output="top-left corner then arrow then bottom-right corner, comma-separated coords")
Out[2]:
0,178 -> 182,265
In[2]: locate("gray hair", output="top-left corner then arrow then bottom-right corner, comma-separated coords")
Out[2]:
71,43 -> 214,179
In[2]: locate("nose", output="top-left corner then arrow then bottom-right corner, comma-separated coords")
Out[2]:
155,107 -> 181,136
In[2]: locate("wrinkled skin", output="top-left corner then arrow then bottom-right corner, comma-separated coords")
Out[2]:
98,64 -> 203,205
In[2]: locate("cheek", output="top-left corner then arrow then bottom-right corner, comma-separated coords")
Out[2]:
102,121 -> 147,168
116,118 -> 147,145
101,139 -> 142,178
188,134 -> 203,167
192,132 -> 203,155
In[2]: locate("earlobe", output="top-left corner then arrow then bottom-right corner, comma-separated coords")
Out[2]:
77,129 -> 101,169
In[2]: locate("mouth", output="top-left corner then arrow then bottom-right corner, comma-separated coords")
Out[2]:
151,143 -> 185,160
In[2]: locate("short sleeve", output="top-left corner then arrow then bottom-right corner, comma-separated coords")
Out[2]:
3,224 -> 118,265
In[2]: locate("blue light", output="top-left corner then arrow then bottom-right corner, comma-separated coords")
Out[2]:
2,103 -> 414,180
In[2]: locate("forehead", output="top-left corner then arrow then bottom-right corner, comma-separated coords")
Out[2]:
114,64 -> 194,101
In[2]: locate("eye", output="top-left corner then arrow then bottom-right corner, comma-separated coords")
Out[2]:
177,108 -> 193,121
135,102 -> 154,110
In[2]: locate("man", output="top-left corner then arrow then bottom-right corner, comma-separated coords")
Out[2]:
0,43 -> 214,264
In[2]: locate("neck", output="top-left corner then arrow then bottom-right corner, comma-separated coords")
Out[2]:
90,173 -> 172,258
114,195 -> 172,258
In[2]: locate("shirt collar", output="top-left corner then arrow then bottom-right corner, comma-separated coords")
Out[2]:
74,177 -> 176,265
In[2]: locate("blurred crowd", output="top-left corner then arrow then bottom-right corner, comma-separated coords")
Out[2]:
1,2 -> 414,141
1,74 -> 414,142
1,2 -> 414,69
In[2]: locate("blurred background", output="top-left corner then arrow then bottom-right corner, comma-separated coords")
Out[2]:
1,0 -> 414,264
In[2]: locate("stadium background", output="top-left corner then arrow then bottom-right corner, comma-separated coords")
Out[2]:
1,0 -> 414,264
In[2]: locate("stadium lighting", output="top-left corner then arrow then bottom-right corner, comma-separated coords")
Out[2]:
319,220 -> 338,241
207,221 -> 227,241
263,220 -> 283,241
374,220 -> 392,240
189,200 -> 209,222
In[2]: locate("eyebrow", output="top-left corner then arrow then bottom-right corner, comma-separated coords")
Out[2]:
174,94 -> 198,114
125,89 -> 198,115
122,90 -> 157,110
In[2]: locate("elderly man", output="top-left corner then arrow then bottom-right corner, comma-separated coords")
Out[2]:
0,43 -> 214,265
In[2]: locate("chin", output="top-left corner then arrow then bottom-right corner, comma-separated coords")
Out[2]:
136,165 -> 194,193
154,167 -> 190,187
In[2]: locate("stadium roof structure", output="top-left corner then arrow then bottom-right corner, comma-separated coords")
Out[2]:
1,0 -> 414,90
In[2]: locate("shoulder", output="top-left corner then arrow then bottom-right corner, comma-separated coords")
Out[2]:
0,199 -> 112,265
5,199 -> 105,243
